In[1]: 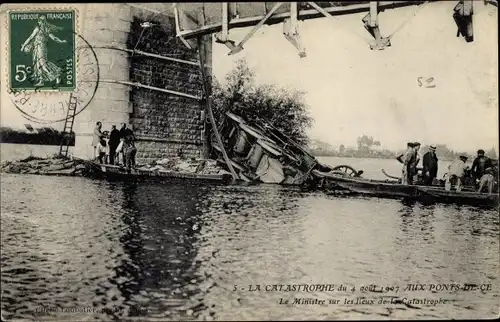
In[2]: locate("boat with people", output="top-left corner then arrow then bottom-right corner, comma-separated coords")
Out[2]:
75,157 -> 233,185
81,110 -> 498,208
312,168 -> 499,207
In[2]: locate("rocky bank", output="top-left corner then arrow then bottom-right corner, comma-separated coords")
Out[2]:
0,156 -> 231,177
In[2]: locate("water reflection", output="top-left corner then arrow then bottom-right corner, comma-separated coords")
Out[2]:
111,181 -> 209,320
1,174 -> 498,320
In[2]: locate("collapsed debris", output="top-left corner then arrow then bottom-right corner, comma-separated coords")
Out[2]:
1,112 -> 325,185
0,154 -> 232,180
0,156 -> 87,176
208,112 -> 322,185
135,158 -> 231,176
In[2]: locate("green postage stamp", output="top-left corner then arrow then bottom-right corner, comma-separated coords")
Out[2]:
9,10 -> 76,91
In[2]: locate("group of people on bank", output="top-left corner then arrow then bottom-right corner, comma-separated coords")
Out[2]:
397,142 -> 497,193
92,122 -> 137,170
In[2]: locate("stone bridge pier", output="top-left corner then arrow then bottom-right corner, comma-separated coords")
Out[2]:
0,3 -> 210,163
74,3 -> 210,162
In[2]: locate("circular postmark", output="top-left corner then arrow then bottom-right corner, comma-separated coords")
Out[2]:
7,31 -> 99,124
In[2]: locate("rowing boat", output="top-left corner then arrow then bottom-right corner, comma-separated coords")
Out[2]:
83,161 -> 232,185
312,170 -> 499,207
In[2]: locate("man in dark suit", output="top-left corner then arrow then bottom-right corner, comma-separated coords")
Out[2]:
108,125 -> 120,165
422,145 -> 439,185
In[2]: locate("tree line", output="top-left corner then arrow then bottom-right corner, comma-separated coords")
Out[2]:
309,135 -> 498,161
0,126 -> 75,146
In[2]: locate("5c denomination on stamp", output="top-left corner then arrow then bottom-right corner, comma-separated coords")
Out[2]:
9,10 -> 76,91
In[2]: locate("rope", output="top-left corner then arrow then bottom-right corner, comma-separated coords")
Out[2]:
387,1 -> 430,39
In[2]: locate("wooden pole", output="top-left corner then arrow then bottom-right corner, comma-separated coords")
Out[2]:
197,37 -> 238,181
369,1 -> 378,27
99,79 -> 201,100
96,46 -> 203,67
221,2 -> 229,41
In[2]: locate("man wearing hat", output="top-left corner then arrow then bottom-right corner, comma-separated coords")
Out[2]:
108,125 -> 121,165
409,142 -> 422,184
445,155 -> 469,191
397,142 -> 415,184
471,149 -> 493,182
422,145 -> 439,185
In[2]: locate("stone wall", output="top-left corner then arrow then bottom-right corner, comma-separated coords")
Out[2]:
127,15 -> 209,163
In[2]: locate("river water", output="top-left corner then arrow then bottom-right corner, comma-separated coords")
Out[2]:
1,156 -> 498,321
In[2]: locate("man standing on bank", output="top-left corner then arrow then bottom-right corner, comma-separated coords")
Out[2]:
422,145 -> 439,185
108,125 -> 120,165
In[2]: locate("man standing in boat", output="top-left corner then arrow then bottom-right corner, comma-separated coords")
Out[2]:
471,149 -> 493,183
397,142 -> 415,185
410,142 -> 422,183
478,166 -> 496,194
445,155 -> 468,192
118,123 -> 136,166
108,125 -> 120,165
422,145 -> 438,185
92,121 -> 104,159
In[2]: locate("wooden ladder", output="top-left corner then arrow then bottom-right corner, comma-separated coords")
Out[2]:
59,93 -> 78,157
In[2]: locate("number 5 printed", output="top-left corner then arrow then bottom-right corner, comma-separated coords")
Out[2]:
15,65 -> 31,82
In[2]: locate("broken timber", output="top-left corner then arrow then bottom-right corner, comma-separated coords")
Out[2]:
197,37 -> 239,181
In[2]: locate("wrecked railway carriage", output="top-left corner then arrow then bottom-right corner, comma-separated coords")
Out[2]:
211,112 -> 323,185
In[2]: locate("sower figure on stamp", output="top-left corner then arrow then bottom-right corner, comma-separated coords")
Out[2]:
20,15 -> 66,87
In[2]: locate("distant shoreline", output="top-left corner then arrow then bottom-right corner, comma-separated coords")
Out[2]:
312,154 -> 457,162
0,127 -> 74,147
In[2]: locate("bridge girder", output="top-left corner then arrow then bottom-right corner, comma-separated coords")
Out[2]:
170,1 -> 490,57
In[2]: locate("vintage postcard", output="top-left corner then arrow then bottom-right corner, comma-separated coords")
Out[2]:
0,2 -> 498,321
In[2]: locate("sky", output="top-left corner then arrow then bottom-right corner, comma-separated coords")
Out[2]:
212,1 -> 498,153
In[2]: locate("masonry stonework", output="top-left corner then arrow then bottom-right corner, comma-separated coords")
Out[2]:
127,15 -> 209,164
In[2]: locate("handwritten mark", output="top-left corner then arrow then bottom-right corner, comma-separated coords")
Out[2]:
417,77 -> 436,88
